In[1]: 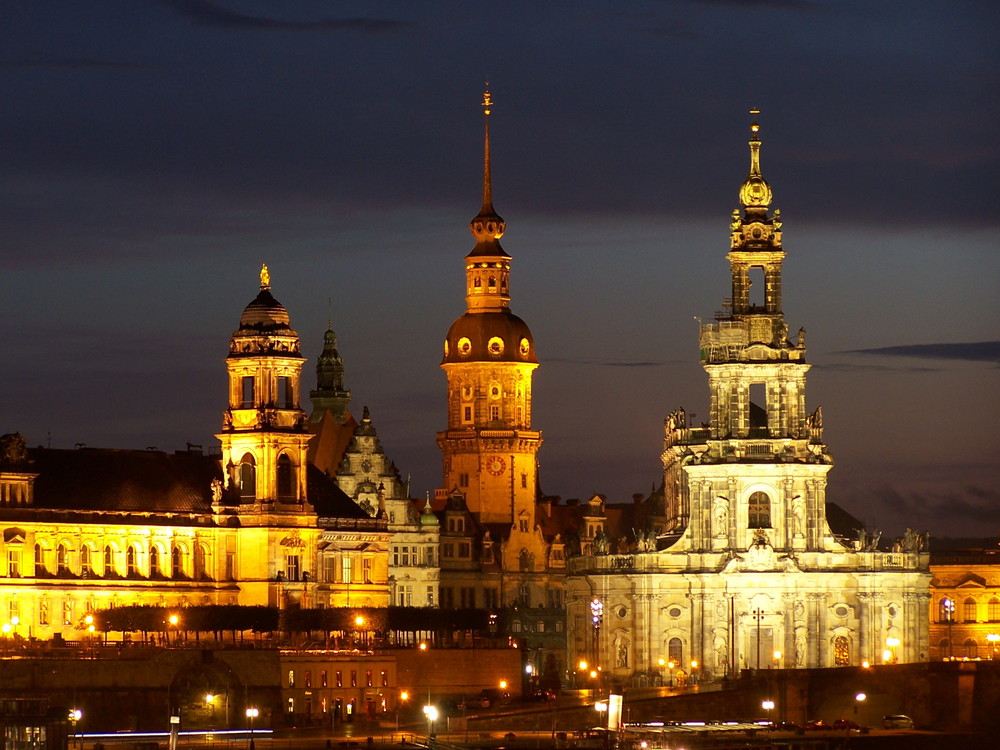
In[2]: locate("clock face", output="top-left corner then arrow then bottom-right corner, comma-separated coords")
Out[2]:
486,455 -> 506,476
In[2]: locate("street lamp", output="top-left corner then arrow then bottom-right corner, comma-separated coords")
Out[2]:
68,709 -> 82,749
396,691 -> 408,731
772,650 -> 782,668
987,633 -> 999,660
690,660 -> 699,686
245,707 -> 258,749
942,598 -> 955,660
854,692 -> 866,722
761,700 -> 774,726
590,598 -> 604,672
422,705 -> 438,745
667,661 -> 675,688
595,701 -> 608,728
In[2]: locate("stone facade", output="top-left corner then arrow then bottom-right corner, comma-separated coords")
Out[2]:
930,551 -> 1000,661
564,115 -> 931,686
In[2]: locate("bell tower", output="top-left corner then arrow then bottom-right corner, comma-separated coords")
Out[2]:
437,89 -> 542,526
662,111 -> 834,553
217,264 -> 313,516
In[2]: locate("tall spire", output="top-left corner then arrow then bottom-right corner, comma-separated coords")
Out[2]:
470,84 -> 506,246
739,109 -> 773,209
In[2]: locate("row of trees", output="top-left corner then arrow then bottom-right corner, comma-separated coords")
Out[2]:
89,605 -> 492,643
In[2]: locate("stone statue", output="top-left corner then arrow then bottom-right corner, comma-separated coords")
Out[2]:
616,637 -> 629,668
593,529 -> 609,554
0,433 -> 29,465
210,478 -> 223,503
795,633 -> 806,667
713,496 -> 729,535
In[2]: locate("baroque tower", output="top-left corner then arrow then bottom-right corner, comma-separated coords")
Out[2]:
438,89 -> 541,526
217,265 -> 317,605
661,110 -> 832,553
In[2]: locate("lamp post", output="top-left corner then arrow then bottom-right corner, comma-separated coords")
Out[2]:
422,705 -> 438,746
772,650 -> 782,668
943,598 -> 955,659
68,709 -> 82,749
987,633 -> 999,660
761,700 -> 774,727
245,707 -> 258,750
690,660 -> 699,687
590,598 -> 604,677
667,661 -> 675,689
854,692 -> 866,723
396,691 -> 408,732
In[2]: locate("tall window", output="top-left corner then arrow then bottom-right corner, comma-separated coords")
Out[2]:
964,598 -> 977,622
149,546 -> 161,576
103,545 -> 116,576
834,635 -> 850,666
939,598 -> 954,622
362,558 -> 372,584
748,491 -> 771,528
241,376 -> 255,407
989,597 -> 1000,622
57,543 -> 69,575
171,545 -> 185,578
194,545 -> 208,579
341,556 -> 352,584
126,546 -> 139,577
277,454 -> 295,500
279,376 -> 294,408
239,454 -> 256,500
286,555 -> 300,582
7,548 -> 21,578
38,598 -> 49,625
668,637 -> 683,664
964,639 -> 978,658
81,545 -> 93,577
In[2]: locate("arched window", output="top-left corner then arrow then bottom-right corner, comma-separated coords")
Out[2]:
668,637 -> 683,664
834,635 -> 850,666
277,454 -> 295,500
963,597 -> 977,622
939,598 -> 955,622
80,545 -> 94,577
474,277 -> 482,288
194,544 -> 209,580
126,546 -> 139,577
488,276 -> 496,288
57,543 -> 69,575
964,639 -> 978,659
103,545 -> 116,576
939,638 -> 950,660
989,597 -> 1000,622
149,546 -> 161,576
748,491 -> 771,528
171,545 -> 186,578
239,454 -> 256,500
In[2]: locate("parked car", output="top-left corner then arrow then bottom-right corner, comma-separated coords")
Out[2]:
803,719 -> 828,731
882,714 -> 914,729
833,718 -> 862,730
771,720 -> 801,732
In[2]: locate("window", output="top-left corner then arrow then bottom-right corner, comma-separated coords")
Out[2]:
150,546 -> 161,576
989,598 -> 1000,622
7,548 -> 21,578
483,544 -> 494,563
463,406 -> 472,423
103,545 -> 116,576
443,543 -> 454,559
425,547 -> 435,566
350,670 -> 357,687
305,670 -> 312,688
241,376 -> 255,407
321,670 -> 328,687
336,671 -> 343,687
286,555 -> 300,582
38,598 -> 49,625
964,639 -> 978,659
62,599 -> 73,626
277,454 -> 295,500
521,473 -> 527,489
34,543 -> 46,576
458,542 -> 471,558
286,698 -> 294,714
427,586 -> 435,606
279,376 -> 294,408
834,635 -> 850,666
288,670 -> 295,688
519,519 -> 529,532
341,556 -> 352,584
963,598 -> 977,622
939,598 -> 955,622
668,637 -> 683,664
126,546 -> 138,576
397,585 -> 412,606
748,491 -> 771,528
171,545 -> 186,578
194,545 -> 209,579
366,670 -> 373,687
459,472 -> 469,487
57,544 -> 69,575
362,558 -> 372,584
490,405 -> 499,420
239,454 -> 257,500
81,546 -> 93,577
381,670 -> 388,687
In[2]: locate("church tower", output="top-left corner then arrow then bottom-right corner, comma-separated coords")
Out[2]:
438,89 -> 542,526
662,111 -> 833,553
217,265 -> 317,605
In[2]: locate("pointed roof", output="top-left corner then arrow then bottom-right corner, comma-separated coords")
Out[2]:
468,86 -> 509,258
738,109 -> 773,210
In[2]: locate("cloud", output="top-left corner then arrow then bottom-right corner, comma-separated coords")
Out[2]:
545,358 -> 673,368
869,484 -> 1000,528
160,0 -> 410,33
819,362 -> 940,373
684,0 -> 817,8
842,341 -> 1000,364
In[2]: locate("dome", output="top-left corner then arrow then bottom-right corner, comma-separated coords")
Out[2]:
239,288 -> 291,331
442,310 -> 537,365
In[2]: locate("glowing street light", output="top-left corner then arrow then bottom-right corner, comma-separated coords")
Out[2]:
854,692 -> 866,721
885,636 -> 900,663
762,699 -> 774,725
772,650 -> 782,667
245,706 -> 259,749
68,709 -> 82,749
423,704 -> 438,744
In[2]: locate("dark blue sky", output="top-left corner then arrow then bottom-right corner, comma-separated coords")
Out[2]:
1,1 -> 997,537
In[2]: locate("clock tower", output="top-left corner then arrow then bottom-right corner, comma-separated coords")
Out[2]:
437,88 -> 541,526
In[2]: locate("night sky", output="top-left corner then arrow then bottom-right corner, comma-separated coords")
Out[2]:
2,1 -> 997,539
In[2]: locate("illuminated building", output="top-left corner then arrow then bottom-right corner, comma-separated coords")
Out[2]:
928,546 -> 1000,660
0,269 -> 389,636
564,113 -> 931,683
434,90 -> 567,674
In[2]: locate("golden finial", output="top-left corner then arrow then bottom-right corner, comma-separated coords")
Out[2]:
260,263 -> 270,290
482,82 -> 492,116
749,108 -> 761,139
